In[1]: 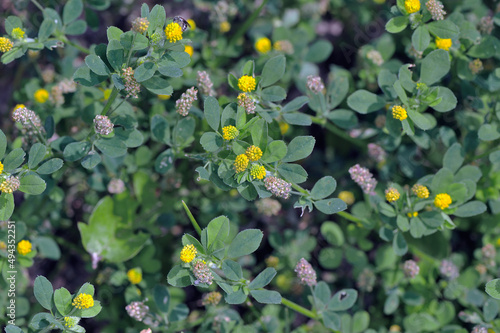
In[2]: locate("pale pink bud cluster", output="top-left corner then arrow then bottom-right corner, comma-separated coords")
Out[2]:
356,268 -> 375,292
125,301 -> 149,322
440,260 -> 459,280
366,50 -> 384,66
469,59 -> 484,75
479,16 -> 494,35
426,0 -> 446,21
12,106 -> 42,129
482,244 -> 496,266
294,258 -> 317,286
306,75 -> 325,94
237,93 -> 256,114
255,198 -> 282,216
264,176 -> 292,199
58,79 -> 77,93
472,326 -> 488,333
108,178 -> 125,194
193,260 -> 213,285
197,71 -> 215,96
403,260 -> 420,278
176,87 -> 198,116
122,67 -> 141,98
132,17 -> 149,34
0,176 -> 21,194
349,164 -> 377,194
50,86 -> 64,107
94,115 -> 114,135
368,143 -> 387,163
42,66 -> 55,83
202,291 -> 222,306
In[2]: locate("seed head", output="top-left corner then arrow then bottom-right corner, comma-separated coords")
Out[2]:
175,87 -> 198,116
294,258 -> 317,286
264,176 -> 292,199
306,75 -> 325,94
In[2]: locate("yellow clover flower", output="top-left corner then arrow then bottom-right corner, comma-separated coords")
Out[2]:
234,154 -> 249,173
72,293 -> 94,309
127,268 -> 142,285
17,240 -> 32,255
250,165 -> 266,180
404,0 -> 421,14
34,89 -> 49,103
158,94 -> 171,100
222,125 -> 239,140
180,244 -> 197,263
220,21 -> 231,33
185,45 -> 194,57
187,19 -> 196,30
11,27 -> 25,39
279,122 -> 289,135
238,75 -> 256,92
434,193 -> 452,209
436,37 -> 452,51
246,145 -> 263,161
165,22 -> 183,43
63,317 -> 77,328
255,37 -> 272,54
407,211 -> 418,217
0,161 -> 3,174
412,184 -> 429,199
0,37 -> 13,53
392,105 -> 407,121
385,187 -> 400,202
338,191 -> 355,205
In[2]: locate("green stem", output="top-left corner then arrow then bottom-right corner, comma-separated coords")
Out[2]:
281,297 -> 316,320
337,211 -> 364,224
229,0 -> 268,45
466,146 -> 500,163
100,88 -> 119,116
291,183 -> 309,196
60,36 -> 90,54
310,116 -> 367,150
182,200 -> 202,236
30,0 -> 44,11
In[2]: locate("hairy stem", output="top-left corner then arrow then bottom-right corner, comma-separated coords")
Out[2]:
281,297 -> 316,320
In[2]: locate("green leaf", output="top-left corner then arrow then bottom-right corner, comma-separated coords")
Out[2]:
347,90 -> 386,114
277,163 -> 308,184
81,301 -> 102,318
261,140 -> 287,163
222,260 -> 243,281
385,16 -> 408,33
484,298 -> 499,322
479,124 -> 500,141
85,54 -> 110,76
384,292 -> 400,315
167,265 -> 192,287
153,285 -> 170,313
95,137 -> 127,158
155,149 -> 174,174
242,60 -> 254,76
107,40 -> 124,71
282,136 -> 315,162
207,216 -> 230,248
34,276 -> 54,310
173,117 -> 196,147
0,129 -> 6,159
37,158 -> 63,174
35,236 -> 61,260
323,311 -> 341,330
107,26 -> 123,41
63,142 -> 91,162
5,325 -> 23,333
38,19 -> 56,42
227,229 -> 263,258
147,5 -> 166,36
3,148 -> 25,171
427,20 -> 460,39
486,279 -> 500,300
249,268 -> 277,289
443,143 -> 464,173
200,132 -> 223,152
5,16 -> 22,35
225,289 -> 247,304
328,289 -> 358,311
54,288 -> 72,316
28,143 -> 47,169
327,109 -> 358,129
204,96 -> 221,131
393,231 -> 408,256
419,211 -> 444,228
134,62 -> 157,82
73,66 -> 107,87
63,0 -> 83,24
432,87 -> 457,112
319,248 -> 342,269
314,198 -> 347,215
0,193 -> 14,221
352,311 -> 370,333
142,76 -> 173,95
261,86 -> 287,102
407,108 -> 433,130
311,176 -> 337,200
321,221 -> 345,246
305,39 -> 333,63
65,19 -> 87,35
19,174 -> 46,195
260,55 -> 286,87
151,115 -> 170,144
250,290 -> 282,304
420,49 -> 450,86
467,36 -> 499,59
412,26 -> 430,52
250,118 -> 268,150
454,201 -> 487,217
282,96 -> 309,112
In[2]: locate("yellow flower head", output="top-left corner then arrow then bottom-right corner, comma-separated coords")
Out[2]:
0,161 -> 3,174
222,125 -> 239,140
436,37 -> 452,51
165,22 -> 183,43
404,0 -> 421,14
103,89 -> 112,100
0,241 -> 6,250
234,154 -> 249,173
265,256 -> 279,267
255,37 -> 272,54
219,21 -> 231,33
407,211 -> 419,218
72,293 -> 94,309
412,184 -> 429,199
416,82 -> 427,90
64,317 -> 77,328
12,27 -> 25,39
279,121 -> 289,135
34,89 -> 49,103
246,145 -> 263,161
17,240 -> 32,255
180,244 -> 197,263
158,94 -> 171,100
132,18 -> 149,34
127,268 -> 142,284
185,45 -> 194,57
250,165 -> 266,180
389,325 -> 402,332
434,193 -> 452,209
385,187 -> 400,202
238,75 -> 256,92
338,191 -> 355,205
0,37 -> 13,53
392,105 -> 407,121
187,19 -> 196,30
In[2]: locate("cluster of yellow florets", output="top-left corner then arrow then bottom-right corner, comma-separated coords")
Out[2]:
255,37 -> 271,54
338,191 -> 355,205
132,17 -> 149,34
434,193 -> 452,209
385,187 -> 400,202
0,37 -> 13,53
234,154 -> 249,173
412,184 -> 429,199
392,105 -> 408,121
63,317 -> 77,328
220,21 -> 231,33
72,293 -> 94,309
17,240 -> 32,255
180,244 -> 197,263
436,37 -> 452,51
250,165 -> 266,180
407,211 -> 419,218
127,268 -> 142,284
34,88 -> 49,103
11,28 -> 25,39
0,161 -> 3,174
238,75 -> 256,92
164,22 -> 183,43
405,0 -> 421,14
222,125 -> 239,140
246,145 -> 262,161
184,45 -> 194,57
